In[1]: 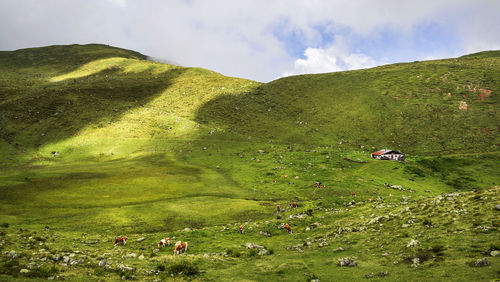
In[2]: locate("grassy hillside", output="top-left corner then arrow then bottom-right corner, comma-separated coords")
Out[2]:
0,44 -> 498,281
196,52 -> 500,154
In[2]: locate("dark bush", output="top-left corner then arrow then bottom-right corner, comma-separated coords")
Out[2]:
166,260 -> 199,276
0,258 -> 21,276
422,218 -> 433,226
226,247 -> 241,258
248,249 -> 259,257
446,176 -> 477,190
156,264 -> 166,271
404,165 -> 427,177
25,265 -> 59,278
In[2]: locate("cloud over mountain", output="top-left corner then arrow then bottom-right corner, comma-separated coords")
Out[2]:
1,0 -> 499,81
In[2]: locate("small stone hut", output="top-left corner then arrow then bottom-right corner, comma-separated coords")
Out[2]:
371,149 -> 405,161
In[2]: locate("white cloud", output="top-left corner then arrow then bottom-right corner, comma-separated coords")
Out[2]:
0,0 -> 499,82
282,36 -> 377,77
105,0 -> 127,8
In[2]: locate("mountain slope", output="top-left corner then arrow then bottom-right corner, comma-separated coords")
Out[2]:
196,51 -> 500,154
0,44 -> 499,281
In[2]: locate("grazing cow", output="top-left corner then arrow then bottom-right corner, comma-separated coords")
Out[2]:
283,174 -> 289,178
285,223 -> 292,233
239,225 -> 245,234
369,197 -> 374,202
158,237 -> 171,248
276,205 -> 281,212
114,236 -> 127,246
289,203 -> 297,208
174,241 -> 188,255
314,181 -> 322,188
350,192 -> 356,197
273,179 -> 277,184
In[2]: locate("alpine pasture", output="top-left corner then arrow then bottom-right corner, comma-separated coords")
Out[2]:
0,44 -> 499,281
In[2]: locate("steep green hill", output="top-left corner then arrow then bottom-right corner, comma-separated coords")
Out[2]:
197,51 -> 500,154
0,44 -> 498,281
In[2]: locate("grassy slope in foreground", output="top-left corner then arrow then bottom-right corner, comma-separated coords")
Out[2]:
0,44 -> 499,281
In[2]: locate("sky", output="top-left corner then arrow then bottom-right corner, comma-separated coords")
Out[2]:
1,0 -> 499,82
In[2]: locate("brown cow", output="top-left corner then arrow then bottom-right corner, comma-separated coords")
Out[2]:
289,203 -> 297,208
285,224 -> 292,234
350,192 -> 356,197
276,204 -> 281,212
239,225 -> 245,234
158,237 -> 171,248
174,241 -> 188,255
114,236 -> 127,246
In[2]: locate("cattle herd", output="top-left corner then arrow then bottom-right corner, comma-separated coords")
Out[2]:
112,182 -> 345,255
112,202 -> 303,255
112,184 -> 365,255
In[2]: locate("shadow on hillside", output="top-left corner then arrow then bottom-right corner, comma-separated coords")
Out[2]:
0,54 -> 186,150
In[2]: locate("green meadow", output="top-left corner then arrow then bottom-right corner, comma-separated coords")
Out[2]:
0,44 -> 499,281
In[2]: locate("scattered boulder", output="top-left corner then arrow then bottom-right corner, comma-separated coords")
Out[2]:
20,269 -> 30,274
318,241 -> 329,248
287,244 -> 304,253
245,242 -> 270,255
125,253 -> 137,258
258,231 -> 271,237
334,247 -> 345,252
52,254 -> 61,261
136,237 -> 146,242
246,243 -> 264,249
411,257 -> 420,268
474,257 -> 490,267
365,273 -> 375,278
337,257 -> 357,267
119,264 -> 134,271
378,271 -> 389,277
495,204 -> 500,211
406,239 -> 419,248
99,260 -> 107,267
490,250 -> 500,257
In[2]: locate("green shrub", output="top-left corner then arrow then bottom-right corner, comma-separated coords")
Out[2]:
226,247 -> 241,257
404,165 -> 427,177
92,266 -> 106,276
446,176 -> 477,190
156,263 -> 166,271
25,265 -> 59,278
248,248 -> 259,257
166,260 -> 199,276
0,258 -> 21,276
422,218 -> 433,226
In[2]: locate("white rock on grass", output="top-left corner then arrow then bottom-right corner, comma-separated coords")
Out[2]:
337,257 -> 357,267
474,258 -> 490,267
406,239 -> 419,248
